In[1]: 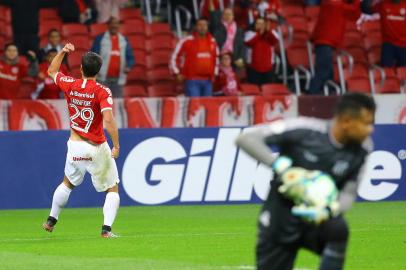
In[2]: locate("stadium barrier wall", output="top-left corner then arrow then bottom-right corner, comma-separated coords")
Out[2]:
1,94 -> 405,132
0,125 -> 405,209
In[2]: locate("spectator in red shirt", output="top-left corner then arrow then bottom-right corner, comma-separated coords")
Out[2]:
309,0 -> 361,95
91,17 -> 135,97
171,19 -> 219,97
245,17 -> 279,86
32,49 -> 69,99
362,0 -> 406,67
0,43 -> 38,99
214,52 -> 242,96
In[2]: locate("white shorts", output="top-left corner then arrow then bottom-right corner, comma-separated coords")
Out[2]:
64,140 -> 120,192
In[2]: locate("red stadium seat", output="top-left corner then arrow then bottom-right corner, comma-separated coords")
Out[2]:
146,36 -> 175,52
261,84 -> 291,95
127,66 -> 147,83
128,35 -> 146,51
281,5 -> 304,17
147,83 -> 177,97
147,68 -> 172,83
396,67 -> 406,82
240,84 -> 261,95
146,23 -> 172,37
64,36 -> 91,50
286,16 -> 308,35
347,77 -> 371,93
123,85 -> 148,97
119,8 -> 143,21
134,50 -> 147,67
39,22 -> 63,38
361,20 -> 381,34
121,23 -> 145,37
367,46 -> 381,65
364,35 -> 381,51
304,6 -> 320,19
4,25 -> 12,40
124,18 -> 145,29
39,8 -> 59,21
347,47 -> 368,64
70,67 -> 82,78
374,78 -> 401,94
68,53 -> 83,69
287,46 -> 311,69
147,51 -> 171,69
343,34 -> 364,49
90,23 -> 107,38
0,6 -> 11,24
18,80 -> 37,99
62,23 -> 88,37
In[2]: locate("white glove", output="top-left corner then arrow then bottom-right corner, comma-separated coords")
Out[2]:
291,202 -> 340,224
273,156 -> 310,204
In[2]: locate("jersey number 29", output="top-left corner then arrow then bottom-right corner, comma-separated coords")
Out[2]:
70,104 -> 94,133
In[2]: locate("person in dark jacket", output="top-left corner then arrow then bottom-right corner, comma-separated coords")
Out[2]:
208,0 -> 245,69
59,0 -> 98,24
0,0 -> 57,54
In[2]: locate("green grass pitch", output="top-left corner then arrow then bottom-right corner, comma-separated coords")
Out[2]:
0,201 -> 405,270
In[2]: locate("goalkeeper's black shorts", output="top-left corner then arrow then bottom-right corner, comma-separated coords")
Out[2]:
256,185 -> 348,270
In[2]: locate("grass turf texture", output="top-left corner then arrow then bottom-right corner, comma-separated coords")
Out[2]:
0,201 -> 405,270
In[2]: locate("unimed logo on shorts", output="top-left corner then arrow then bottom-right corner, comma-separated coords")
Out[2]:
121,128 -> 404,205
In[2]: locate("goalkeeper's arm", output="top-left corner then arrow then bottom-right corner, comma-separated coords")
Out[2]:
336,163 -> 366,214
235,124 -> 279,167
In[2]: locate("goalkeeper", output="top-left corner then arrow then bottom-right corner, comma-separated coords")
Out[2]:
236,93 -> 376,270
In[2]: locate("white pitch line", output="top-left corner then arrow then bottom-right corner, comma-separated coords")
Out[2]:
0,232 -> 250,243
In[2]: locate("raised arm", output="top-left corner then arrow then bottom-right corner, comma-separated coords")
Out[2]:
48,43 -> 75,79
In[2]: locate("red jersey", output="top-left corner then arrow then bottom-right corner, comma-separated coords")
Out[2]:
245,30 -> 278,72
312,0 -> 361,48
0,60 -> 27,99
170,33 -> 219,80
54,72 -> 113,144
372,1 -> 406,47
107,35 -> 121,77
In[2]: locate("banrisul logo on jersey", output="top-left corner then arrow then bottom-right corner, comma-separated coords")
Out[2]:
121,126 -> 406,205
122,128 -> 273,205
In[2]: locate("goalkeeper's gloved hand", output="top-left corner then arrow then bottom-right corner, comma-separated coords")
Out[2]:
272,156 -> 308,204
291,202 -> 340,225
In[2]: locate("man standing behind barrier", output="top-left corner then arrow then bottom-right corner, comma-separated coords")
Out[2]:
361,0 -> 406,67
171,19 -> 219,97
309,0 -> 361,95
42,43 -> 121,238
91,17 -> 135,98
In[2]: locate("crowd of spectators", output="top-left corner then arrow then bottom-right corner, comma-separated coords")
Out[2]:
0,0 -> 404,99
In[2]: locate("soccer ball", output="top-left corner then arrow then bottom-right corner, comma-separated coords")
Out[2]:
303,171 -> 338,207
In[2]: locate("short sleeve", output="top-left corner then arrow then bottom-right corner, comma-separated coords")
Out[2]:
98,85 -> 114,112
54,72 -> 75,93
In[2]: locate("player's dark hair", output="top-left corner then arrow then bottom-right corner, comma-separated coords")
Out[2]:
81,52 -> 102,78
334,93 -> 376,118
4,42 -> 17,51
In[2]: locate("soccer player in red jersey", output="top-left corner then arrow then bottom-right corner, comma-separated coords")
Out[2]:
42,43 -> 121,238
